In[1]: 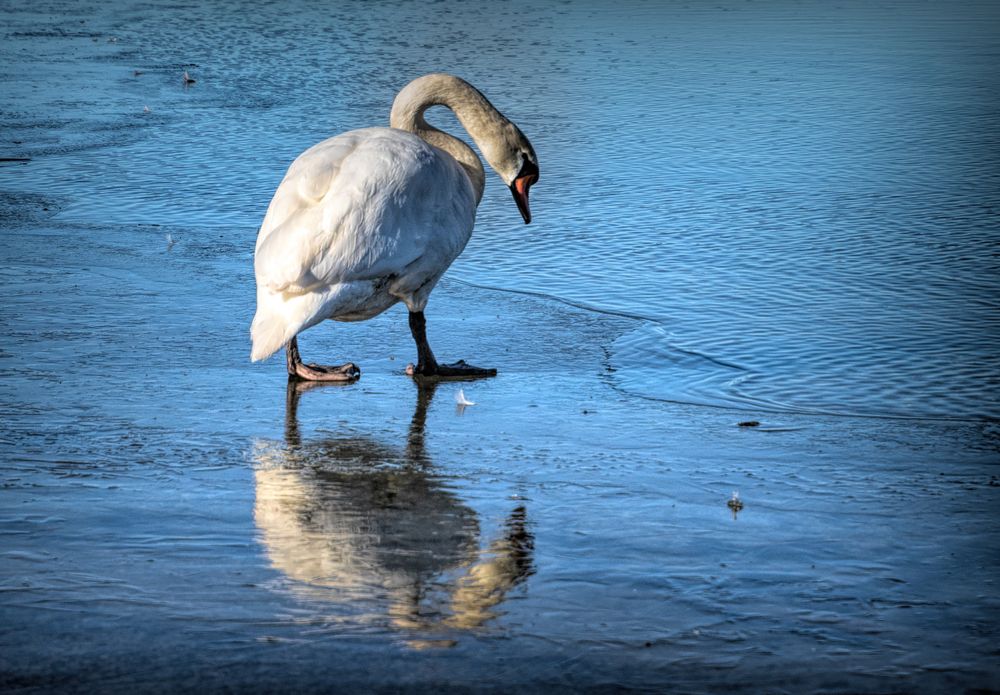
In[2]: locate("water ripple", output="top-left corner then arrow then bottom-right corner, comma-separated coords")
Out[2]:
2,0 -> 997,419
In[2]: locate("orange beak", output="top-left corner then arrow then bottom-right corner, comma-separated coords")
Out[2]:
510,160 -> 539,225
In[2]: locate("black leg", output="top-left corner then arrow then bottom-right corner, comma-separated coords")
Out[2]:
405,311 -> 497,379
407,310 -> 438,373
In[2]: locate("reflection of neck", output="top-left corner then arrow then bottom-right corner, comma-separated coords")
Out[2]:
389,505 -> 534,635
446,505 -> 533,629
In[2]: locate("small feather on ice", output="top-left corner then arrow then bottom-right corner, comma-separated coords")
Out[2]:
455,389 -> 475,406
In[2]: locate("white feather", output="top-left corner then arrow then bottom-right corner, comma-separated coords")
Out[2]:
455,388 -> 475,406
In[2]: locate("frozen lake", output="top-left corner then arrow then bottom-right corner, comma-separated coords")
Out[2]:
5,0 -> 999,419
1,0 -> 998,691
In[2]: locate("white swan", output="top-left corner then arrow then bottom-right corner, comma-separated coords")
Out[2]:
250,73 -> 539,381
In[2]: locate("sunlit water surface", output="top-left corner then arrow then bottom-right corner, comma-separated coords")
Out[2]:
5,0 -> 998,419
2,0 -> 1000,691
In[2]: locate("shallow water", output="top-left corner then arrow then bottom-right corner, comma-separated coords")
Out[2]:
2,0 -> 999,691
4,0 -> 998,419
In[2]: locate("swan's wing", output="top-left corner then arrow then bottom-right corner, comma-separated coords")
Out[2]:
254,128 -> 475,296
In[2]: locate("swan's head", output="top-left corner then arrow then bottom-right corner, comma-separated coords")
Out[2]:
483,123 -> 539,225
391,73 -> 539,223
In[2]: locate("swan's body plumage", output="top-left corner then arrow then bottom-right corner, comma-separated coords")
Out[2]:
250,73 -> 538,377
251,128 -> 475,361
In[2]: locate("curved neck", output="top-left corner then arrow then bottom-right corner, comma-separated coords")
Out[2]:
389,74 -> 502,205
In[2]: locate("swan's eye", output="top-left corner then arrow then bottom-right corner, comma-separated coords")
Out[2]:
516,155 -> 539,183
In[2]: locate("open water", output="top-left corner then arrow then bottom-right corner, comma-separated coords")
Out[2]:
2,0 -> 999,691
5,0 -> 999,419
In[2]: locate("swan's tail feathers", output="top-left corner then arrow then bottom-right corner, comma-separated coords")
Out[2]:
250,309 -> 294,363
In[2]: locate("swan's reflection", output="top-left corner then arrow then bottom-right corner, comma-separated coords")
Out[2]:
253,380 -> 533,645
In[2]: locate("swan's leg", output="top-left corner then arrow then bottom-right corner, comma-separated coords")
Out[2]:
286,336 -> 360,382
405,311 -> 497,379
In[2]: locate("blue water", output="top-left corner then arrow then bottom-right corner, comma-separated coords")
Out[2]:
6,0 -> 998,419
3,2 -> 1000,691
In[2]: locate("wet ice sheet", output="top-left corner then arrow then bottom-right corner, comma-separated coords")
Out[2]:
2,0 -> 1000,691
1,207 -> 999,690
3,0 -> 998,418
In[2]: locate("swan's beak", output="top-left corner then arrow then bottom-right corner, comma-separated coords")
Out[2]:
510,161 -> 539,225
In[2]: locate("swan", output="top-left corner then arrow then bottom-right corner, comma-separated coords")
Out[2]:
250,73 -> 539,381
